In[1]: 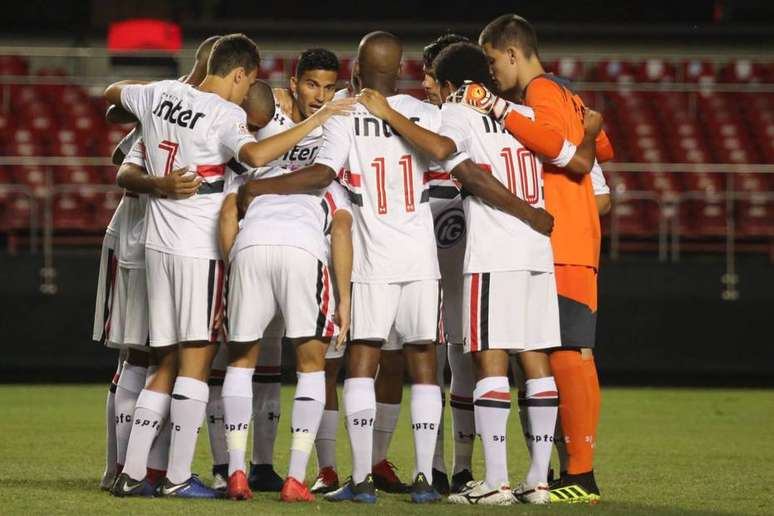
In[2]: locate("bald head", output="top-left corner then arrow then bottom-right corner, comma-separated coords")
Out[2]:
196,35 -> 222,62
187,35 -> 223,86
241,79 -> 275,130
355,31 -> 402,93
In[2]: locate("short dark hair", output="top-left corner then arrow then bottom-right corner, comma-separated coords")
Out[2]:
295,48 -> 339,78
434,42 -> 494,91
422,33 -> 470,70
479,14 -> 538,59
207,33 -> 260,77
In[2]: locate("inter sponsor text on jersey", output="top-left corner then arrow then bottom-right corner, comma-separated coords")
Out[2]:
255,103 -> 323,171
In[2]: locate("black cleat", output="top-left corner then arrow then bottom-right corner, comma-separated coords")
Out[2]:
410,472 -> 441,503
432,468 -> 450,495
110,472 -> 155,497
550,470 -> 601,504
248,463 -> 284,492
450,469 -> 474,493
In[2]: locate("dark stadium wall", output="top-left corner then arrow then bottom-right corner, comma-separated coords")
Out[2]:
0,253 -> 772,385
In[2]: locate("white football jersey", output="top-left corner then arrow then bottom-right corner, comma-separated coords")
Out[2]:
315,94 -> 441,283
255,103 -> 323,171
440,102 -> 553,274
230,169 -> 352,264
120,80 -> 255,259
116,139 -> 149,269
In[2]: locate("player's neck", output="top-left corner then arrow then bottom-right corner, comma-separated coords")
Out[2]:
517,60 -> 546,92
361,77 -> 397,98
197,75 -> 233,102
290,100 -> 306,124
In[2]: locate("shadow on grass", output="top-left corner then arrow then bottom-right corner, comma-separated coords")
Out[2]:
1,478 -> 99,492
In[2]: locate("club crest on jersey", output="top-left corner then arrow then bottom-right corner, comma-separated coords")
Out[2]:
152,94 -> 206,129
435,208 -> 465,248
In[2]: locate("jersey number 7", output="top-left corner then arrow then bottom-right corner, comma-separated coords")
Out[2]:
158,140 -> 179,176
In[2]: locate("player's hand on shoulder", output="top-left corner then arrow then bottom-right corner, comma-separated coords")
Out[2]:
273,87 -> 294,116
310,97 -> 356,126
448,81 -> 509,123
157,168 -> 202,199
356,88 -> 392,120
583,107 -> 604,137
527,207 -> 554,236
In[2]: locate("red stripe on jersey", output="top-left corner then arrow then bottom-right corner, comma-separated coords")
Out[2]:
424,171 -> 450,183
450,394 -> 473,402
531,390 -> 559,398
197,164 -> 226,178
481,390 -> 511,401
470,273 -> 480,352
476,163 -> 493,174
209,261 -> 225,342
254,366 -> 281,374
341,169 -> 362,188
324,191 -> 337,214
320,266 -> 332,336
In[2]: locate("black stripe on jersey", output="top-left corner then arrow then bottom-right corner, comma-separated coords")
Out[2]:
348,191 -> 363,207
449,400 -> 474,411
227,158 -> 248,175
435,282 -> 443,344
315,260 -> 325,336
207,378 -> 224,387
428,185 -> 460,199
252,374 -> 282,384
320,198 -> 330,232
518,398 -> 560,407
420,189 -> 430,204
100,247 -> 116,345
480,272 -> 490,351
206,260 -> 216,331
199,180 -> 225,195
474,399 -> 511,409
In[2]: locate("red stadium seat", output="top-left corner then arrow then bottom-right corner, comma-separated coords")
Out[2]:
635,59 -> 677,83
0,55 -> 28,75
52,194 -> 90,229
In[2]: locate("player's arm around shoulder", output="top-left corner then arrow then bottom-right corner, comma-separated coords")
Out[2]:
357,88 -> 456,162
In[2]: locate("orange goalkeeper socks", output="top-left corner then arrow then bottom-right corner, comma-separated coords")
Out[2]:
550,350 -> 593,475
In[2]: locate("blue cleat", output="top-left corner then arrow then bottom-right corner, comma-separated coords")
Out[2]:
155,475 -> 224,499
324,474 -> 377,504
410,472 -> 441,503
110,472 -> 155,497
248,463 -> 284,492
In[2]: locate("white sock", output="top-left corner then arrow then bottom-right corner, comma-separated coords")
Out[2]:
206,382 -> 228,467
316,410 -> 338,470
147,415 -> 171,472
166,377 -> 209,484
373,402 -> 400,464
122,389 -> 170,481
288,371 -> 326,482
222,366 -> 253,476
449,344 -> 475,474
474,376 -> 511,489
103,375 -> 119,479
344,377 -> 376,484
411,384 -> 442,482
524,377 -> 559,486
251,380 -> 281,465
115,362 -> 147,467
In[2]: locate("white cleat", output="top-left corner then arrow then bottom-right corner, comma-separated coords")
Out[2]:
513,481 -> 551,504
447,480 -> 516,505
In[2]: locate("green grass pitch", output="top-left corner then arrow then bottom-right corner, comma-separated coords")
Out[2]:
0,385 -> 771,515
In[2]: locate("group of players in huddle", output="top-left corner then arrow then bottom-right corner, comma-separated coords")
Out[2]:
94,13 -> 614,506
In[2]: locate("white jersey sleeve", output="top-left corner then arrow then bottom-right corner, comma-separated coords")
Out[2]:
215,110 -> 256,158
120,82 -> 162,120
314,115 -> 352,174
325,180 -> 353,217
591,161 -> 609,195
123,138 -> 146,168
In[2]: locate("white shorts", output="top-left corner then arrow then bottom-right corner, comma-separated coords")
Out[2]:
325,337 -> 346,360
463,270 -> 561,353
145,249 -> 225,348
227,246 -> 336,343
351,280 -> 441,346
92,233 -> 118,344
107,266 -> 149,350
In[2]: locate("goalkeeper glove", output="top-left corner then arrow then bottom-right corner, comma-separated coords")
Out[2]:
447,81 -> 511,123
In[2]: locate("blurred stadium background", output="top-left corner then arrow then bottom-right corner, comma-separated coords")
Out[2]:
0,0 -> 772,385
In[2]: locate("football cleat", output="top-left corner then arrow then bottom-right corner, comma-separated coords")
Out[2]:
409,472 -> 441,503
280,477 -> 315,502
310,466 -> 340,494
100,471 -> 117,491
448,480 -> 516,505
372,459 -> 409,493
227,470 -> 253,500
513,481 -> 551,504
211,464 -> 228,492
549,471 -> 601,504
432,468 -> 450,495
146,468 -> 166,488
324,474 -> 377,504
450,469 -> 474,494
110,473 -> 155,497
155,475 -> 224,499
248,463 -> 284,492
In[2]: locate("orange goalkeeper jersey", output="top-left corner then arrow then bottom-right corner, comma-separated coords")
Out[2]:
503,74 -> 613,270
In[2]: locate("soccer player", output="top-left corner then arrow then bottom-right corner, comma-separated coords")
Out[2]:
464,14 -> 615,502
421,32 -> 476,495
104,33 -> 353,498
237,31 -> 451,504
